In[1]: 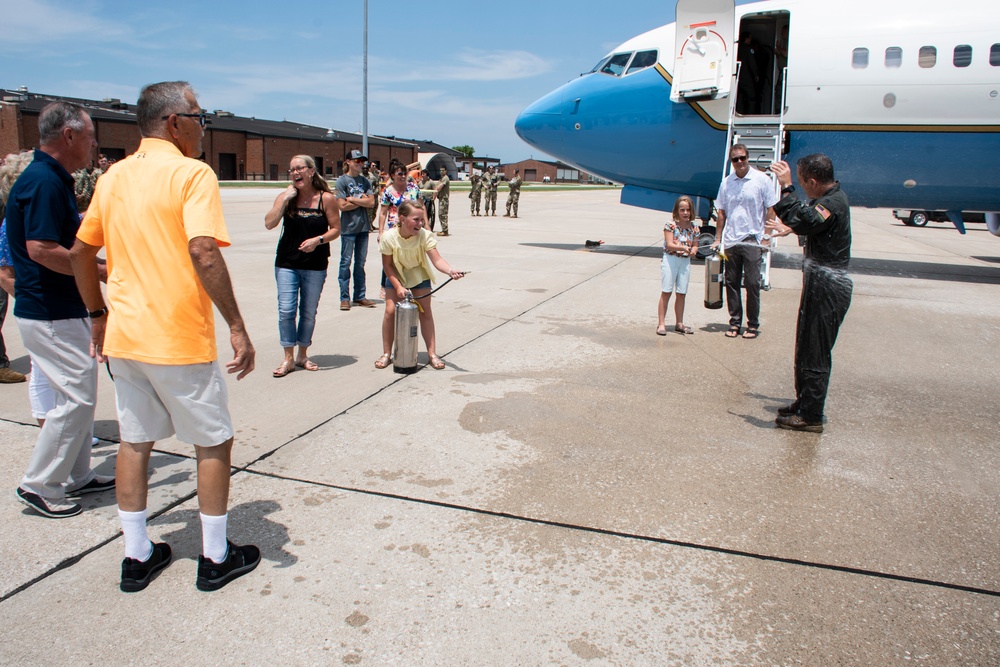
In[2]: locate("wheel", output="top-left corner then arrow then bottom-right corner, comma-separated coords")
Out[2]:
696,227 -> 716,259
909,211 -> 929,227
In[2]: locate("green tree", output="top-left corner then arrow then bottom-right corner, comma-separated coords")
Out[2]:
452,145 -> 475,158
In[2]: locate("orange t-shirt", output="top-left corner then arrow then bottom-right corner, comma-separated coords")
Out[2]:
77,138 -> 230,364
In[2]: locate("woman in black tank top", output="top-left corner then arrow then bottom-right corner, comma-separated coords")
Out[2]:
264,155 -> 341,377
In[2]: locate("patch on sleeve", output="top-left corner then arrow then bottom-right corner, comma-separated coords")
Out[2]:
814,204 -> 832,220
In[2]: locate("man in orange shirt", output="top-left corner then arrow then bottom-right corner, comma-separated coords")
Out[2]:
71,81 -> 259,593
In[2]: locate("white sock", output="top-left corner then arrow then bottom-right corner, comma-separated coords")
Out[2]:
119,508 -> 153,562
200,512 -> 229,563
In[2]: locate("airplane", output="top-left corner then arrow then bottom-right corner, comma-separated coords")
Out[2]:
514,0 -> 1000,246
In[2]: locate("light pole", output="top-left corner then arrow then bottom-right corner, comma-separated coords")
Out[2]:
362,0 -> 369,158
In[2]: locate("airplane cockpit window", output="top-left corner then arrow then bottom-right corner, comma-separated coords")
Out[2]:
918,46 -> 937,68
953,45 -> 973,67
589,56 -> 611,74
625,50 -> 658,75
600,52 -> 633,77
885,47 -> 903,68
991,44 -> 1000,66
852,48 -> 869,69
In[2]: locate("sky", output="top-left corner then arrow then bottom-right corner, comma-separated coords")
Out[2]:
0,0 -> 757,162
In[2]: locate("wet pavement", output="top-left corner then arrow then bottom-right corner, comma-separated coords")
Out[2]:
1,188 -> 998,665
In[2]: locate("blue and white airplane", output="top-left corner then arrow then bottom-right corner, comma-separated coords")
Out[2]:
514,0 -> 1000,240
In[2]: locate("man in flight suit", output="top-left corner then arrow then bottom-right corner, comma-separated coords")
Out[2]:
767,154 -> 852,433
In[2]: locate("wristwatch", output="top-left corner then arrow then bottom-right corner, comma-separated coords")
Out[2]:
781,185 -> 795,195
317,236 -> 326,244
88,307 -> 108,318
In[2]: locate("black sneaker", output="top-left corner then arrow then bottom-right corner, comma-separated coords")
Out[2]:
67,475 -> 116,496
15,487 -> 82,518
120,542 -> 172,593
196,541 -> 261,592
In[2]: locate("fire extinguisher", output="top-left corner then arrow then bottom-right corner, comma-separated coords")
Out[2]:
393,292 -> 419,374
704,249 -> 724,310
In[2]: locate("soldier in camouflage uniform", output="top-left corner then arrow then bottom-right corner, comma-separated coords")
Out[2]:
504,168 -> 522,218
367,163 -> 382,230
469,172 -> 482,216
419,169 -> 436,231
435,167 -> 451,235
73,167 -> 99,213
482,165 -> 499,216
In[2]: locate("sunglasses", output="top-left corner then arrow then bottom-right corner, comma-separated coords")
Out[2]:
730,154 -> 748,163
162,112 -> 209,128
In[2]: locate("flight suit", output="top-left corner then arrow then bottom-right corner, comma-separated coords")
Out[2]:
773,182 -> 853,424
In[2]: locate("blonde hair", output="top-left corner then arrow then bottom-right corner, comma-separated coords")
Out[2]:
0,151 -> 35,206
672,195 -> 695,223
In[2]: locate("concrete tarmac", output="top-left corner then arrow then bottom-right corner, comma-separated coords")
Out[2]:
0,188 -> 998,665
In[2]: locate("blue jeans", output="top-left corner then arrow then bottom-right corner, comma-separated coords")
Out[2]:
339,233 -> 369,301
275,267 -> 327,348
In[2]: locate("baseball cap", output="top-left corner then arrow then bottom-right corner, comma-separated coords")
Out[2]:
346,149 -> 367,161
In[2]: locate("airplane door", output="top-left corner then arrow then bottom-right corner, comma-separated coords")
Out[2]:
671,0 -> 735,103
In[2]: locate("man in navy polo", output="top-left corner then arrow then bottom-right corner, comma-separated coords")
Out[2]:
6,101 -> 113,518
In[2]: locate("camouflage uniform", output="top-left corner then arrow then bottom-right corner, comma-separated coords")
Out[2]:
73,168 -> 101,213
482,169 -> 499,216
504,174 -> 522,217
419,175 -> 436,231
469,173 -> 482,215
436,169 -> 450,235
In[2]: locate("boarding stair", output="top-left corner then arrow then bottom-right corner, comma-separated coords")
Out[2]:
719,64 -> 788,289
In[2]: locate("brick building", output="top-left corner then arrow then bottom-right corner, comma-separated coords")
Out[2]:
499,158 -> 605,184
0,88 -> 417,180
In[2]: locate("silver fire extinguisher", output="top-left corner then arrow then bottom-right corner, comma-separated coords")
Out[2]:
393,292 -> 420,374
704,250 -> 724,310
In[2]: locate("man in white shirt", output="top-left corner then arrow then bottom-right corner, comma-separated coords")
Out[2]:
713,143 -> 778,339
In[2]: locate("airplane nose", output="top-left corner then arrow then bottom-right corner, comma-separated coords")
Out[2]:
515,87 -> 564,155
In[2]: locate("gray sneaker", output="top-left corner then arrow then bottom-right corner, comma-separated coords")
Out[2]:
15,487 -> 82,518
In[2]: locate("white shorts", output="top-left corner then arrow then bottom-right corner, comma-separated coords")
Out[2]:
661,253 -> 691,294
109,358 -> 234,447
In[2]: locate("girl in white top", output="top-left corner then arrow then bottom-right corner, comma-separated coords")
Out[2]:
657,195 -> 700,335
376,201 -> 464,370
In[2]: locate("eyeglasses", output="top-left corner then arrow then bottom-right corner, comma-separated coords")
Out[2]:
350,158 -> 365,163
730,154 -> 748,163
162,112 -> 209,128
289,165 -> 311,173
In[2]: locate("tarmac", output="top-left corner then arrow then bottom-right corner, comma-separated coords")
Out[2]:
0,188 -> 998,665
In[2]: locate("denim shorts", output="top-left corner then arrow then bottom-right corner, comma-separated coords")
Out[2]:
385,277 -> 431,291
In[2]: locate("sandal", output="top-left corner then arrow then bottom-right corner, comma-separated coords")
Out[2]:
674,324 -> 694,335
742,328 -> 759,339
655,326 -> 667,336
374,354 -> 391,369
295,359 -> 319,371
272,360 -> 295,378
725,326 -> 741,338
428,355 -> 445,370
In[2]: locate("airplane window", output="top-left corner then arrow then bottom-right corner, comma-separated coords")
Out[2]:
589,56 -> 611,74
885,47 -> 903,69
953,45 -> 972,67
992,44 -> 1000,66
600,52 -> 633,77
625,50 -> 658,75
852,48 -> 869,69
918,46 -> 936,68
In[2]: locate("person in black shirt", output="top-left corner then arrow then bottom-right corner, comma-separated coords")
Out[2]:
767,154 -> 852,433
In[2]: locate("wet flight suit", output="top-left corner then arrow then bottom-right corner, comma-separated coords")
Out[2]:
773,182 -> 852,424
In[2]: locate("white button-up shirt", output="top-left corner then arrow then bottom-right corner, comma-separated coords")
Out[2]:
716,167 -> 778,246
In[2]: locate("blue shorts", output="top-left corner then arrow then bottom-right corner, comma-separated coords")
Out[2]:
385,277 -> 431,291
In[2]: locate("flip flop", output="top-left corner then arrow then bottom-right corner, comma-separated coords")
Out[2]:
742,328 -> 759,339
295,359 -> 319,371
674,325 -> 694,335
656,326 -> 667,336
272,360 -> 295,378
726,326 -> 741,338
428,355 -> 446,370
